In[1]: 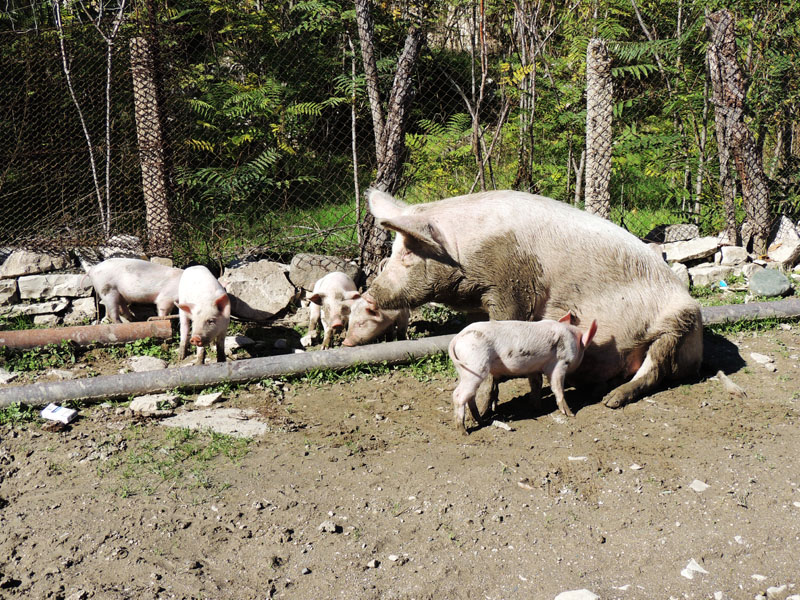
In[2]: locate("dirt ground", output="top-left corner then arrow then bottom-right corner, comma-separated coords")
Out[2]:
1,319 -> 800,600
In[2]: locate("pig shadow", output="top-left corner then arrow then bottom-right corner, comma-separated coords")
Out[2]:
480,329 -> 746,426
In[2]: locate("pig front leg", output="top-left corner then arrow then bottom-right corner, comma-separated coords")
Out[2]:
527,373 -> 543,405
300,303 -> 321,347
178,310 -> 190,360
548,363 -> 574,417
194,345 -> 206,365
321,324 -> 334,349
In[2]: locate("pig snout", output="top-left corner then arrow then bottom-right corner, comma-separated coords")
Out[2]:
330,320 -> 344,331
189,335 -> 204,347
341,338 -> 355,347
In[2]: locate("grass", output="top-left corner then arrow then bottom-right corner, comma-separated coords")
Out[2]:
0,402 -> 38,426
98,425 -> 252,499
0,340 -> 78,372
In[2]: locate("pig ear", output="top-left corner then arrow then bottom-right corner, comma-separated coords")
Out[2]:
368,189 -> 408,221
308,292 -> 324,306
558,311 -> 572,324
215,293 -> 231,317
176,302 -> 193,315
582,320 -> 598,347
377,215 -> 452,259
345,291 -> 361,301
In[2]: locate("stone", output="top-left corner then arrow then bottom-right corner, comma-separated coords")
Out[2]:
554,591 -> 600,600
749,269 -> 792,297
0,299 -> 69,318
689,479 -> 710,492
99,234 -> 147,260
288,253 -> 361,291
0,368 -> 19,384
766,585 -> 788,600
749,352 -> 774,366
0,249 -> 71,279
318,520 -> 342,534
742,263 -> 764,279
720,245 -> 750,266
0,279 -> 18,305
225,335 -> 256,352
670,262 -> 690,288
687,264 -> 735,288
768,238 -> 800,269
680,558 -> 709,579
63,297 -> 97,325
366,559 -> 380,569
130,393 -> 180,414
661,236 -> 720,263
219,260 -> 297,321
643,223 -> 700,244
33,314 -> 60,327
161,408 -> 268,438
47,369 -> 77,381
127,356 -> 168,372
195,392 -> 224,407
150,256 -> 174,267
18,273 -> 93,300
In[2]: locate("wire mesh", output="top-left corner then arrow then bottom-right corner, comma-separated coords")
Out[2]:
1,1 -> 797,273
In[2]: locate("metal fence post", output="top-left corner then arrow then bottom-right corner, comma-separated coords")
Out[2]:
585,38 -> 612,219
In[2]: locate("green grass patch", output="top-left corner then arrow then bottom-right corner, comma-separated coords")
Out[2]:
0,314 -> 38,331
0,402 -> 38,426
706,317 -> 799,336
0,341 -> 78,372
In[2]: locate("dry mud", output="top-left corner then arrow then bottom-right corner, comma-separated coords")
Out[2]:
1,325 -> 799,600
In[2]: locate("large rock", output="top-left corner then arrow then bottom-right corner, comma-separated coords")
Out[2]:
0,249 -> 71,279
18,273 -> 93,300
643,223 -> 700,243
767,234 -> 800,269
719,245 -> 750,266
661,236 -> 720,264
687,264 -> 735,288
288,253 -> 361,291
0,299 -> 69,318
161,408 -> 269,438
62,297 -> 97,325
219,260 -> 296,321
670,262 -> 690,288
749,268 -> 792,297
0,279 -> 18,305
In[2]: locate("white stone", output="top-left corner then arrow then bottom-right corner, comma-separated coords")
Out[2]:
670,262 -> 690,288
47,369 -> 77,380
662,236 -> 720,263
554,590 -> 600,600
150,256 -> 174,267
0,367 -> 19,384
0,299 -> 68,318
750,352 -> 774,365
720,246 -> 750,266
0,249 -> 71,278
688,264 -> 735,288
768,238 -> 800,269
766,585 -> 788,600
0,279 -> 17,305
743,263 -> 765,279
220,260 -> 297,322
195,392 -> 224,407
225,335 -> 256,352
681,558 -> 709,579
689,479 -> 710,492
161,408 -> 268,438
18,273 -> 92,300
714,592 -> 724,600
127,356 -> 168,372
752,574 -> 767,582
130,393 -> 179,413
33,314 -> 60,327
63,297 -> 97,325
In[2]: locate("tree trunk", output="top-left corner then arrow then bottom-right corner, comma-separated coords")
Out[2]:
354,0 -> 424,283
585,38 -> 612,218
706,9 -> 770,253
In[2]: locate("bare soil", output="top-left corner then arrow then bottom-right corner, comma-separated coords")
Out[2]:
1,323 -> 800,600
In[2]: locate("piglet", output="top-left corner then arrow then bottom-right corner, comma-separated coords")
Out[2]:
341,296 -> 409,346
176,266 -> 231,365
448,314 -> 597,433
85,258 -> 183,323
300,272 -> 360,349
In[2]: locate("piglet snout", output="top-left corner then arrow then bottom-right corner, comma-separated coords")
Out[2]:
190,335 -> 204,347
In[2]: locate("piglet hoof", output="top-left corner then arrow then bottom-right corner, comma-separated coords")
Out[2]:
300,335 -> 313,348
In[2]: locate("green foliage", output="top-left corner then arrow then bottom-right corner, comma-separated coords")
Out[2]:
0,402 -> 37,426
0,315 -> 38,331
0,341 -> 77,373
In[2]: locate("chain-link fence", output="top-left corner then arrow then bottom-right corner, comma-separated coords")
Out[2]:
2,1 -> 798,270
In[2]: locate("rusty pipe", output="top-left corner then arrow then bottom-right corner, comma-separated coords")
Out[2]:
0,319 -> 173,350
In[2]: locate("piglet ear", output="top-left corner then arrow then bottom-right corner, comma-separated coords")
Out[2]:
363,294 -> 379,311
345,291 -> 361,301
176,302 -> 193,315
558,311 -> 572,324
215,293 -> 231,317
308,292 -> 324,306
582,320 -> 598,348
368,189 -> 408,220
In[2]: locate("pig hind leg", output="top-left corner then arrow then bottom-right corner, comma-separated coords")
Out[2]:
452,371 -> 486,434
546,362 -> 574,417
604,306 -> 701,408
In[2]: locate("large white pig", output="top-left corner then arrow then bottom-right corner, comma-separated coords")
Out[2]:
176,266 -> 231,365
85,258 -> 183,323
364,189 -> 703,409
449,314 -> 597,433
341,297 -> 409,346
300,272 -> 360,349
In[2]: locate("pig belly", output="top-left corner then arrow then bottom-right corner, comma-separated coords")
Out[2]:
490,353 -> 551,378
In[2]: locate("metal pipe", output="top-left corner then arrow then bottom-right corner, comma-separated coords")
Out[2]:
0,319 -> 173,350
1,299 -> 799,410
0,334 -> 455,408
